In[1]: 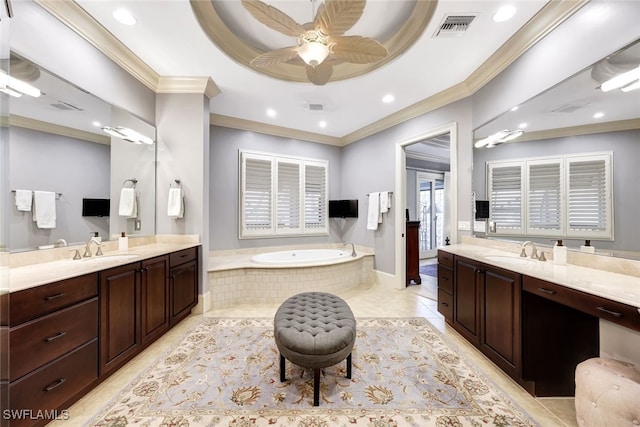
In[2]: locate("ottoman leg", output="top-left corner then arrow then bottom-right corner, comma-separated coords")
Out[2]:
280,354 -> 286,382
346,353 -> 352,379
313,368 -> 321,406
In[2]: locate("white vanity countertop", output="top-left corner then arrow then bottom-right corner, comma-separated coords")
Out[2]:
8,242 -> 200,293
440,244 -> 640,308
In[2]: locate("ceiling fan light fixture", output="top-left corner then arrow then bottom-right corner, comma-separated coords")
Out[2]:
297,41 -> 330,67
0,71 -> 41,97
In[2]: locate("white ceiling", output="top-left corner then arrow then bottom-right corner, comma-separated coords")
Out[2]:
67,0 -> 549,139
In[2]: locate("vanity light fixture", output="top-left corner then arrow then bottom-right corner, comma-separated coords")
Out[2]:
475,129 -> 524,148
112,8 -> 137,25
493,5 -> 516,22
102,125 -> 154,145
0,71 -> 41,98
621,79 -> 640,92
600,65 -> 640,92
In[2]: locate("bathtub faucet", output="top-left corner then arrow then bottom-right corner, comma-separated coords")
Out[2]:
344,242 -> 357,257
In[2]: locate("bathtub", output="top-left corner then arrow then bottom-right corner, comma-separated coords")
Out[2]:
209,246 -> 374,308
251,249 -> 354,266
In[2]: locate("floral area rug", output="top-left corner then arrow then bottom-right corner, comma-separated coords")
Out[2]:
88,318 -> 538,426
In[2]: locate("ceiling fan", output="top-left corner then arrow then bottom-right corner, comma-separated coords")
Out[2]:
241,0 -> 388,85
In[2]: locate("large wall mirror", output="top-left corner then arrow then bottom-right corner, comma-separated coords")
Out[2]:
7,54 -> 156,252
472,38 -> 640,260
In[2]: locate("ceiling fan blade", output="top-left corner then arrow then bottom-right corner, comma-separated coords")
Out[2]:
250,46 -> 300,68
241,0 -> 305,37
314,0 -> 365,36
306,62 -> 333,86
330,36 -> 388,64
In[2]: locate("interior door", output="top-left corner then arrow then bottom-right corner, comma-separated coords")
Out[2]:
417,172 -> 445,259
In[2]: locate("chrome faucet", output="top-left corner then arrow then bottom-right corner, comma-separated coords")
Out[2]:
53,238 -> 67,248
83,237 -> 103,258
520,241 -> 538,259
345,242 -> 357,257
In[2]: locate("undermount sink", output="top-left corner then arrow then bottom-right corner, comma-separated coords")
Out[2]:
482,255 -> 534,265
80,254 -> 140,263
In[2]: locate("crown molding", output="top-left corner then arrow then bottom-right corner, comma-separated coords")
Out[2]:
35,0 -> 160,92
511,118 -> 640,143
10,115 -> 110,145
465,0 -> 589,92
157,77 -> 221,99
211,114 -> 342,147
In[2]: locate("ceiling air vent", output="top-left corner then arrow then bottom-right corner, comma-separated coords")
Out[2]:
50,101 -> 83,111
304,102 -> 323,111
552,104 -> 586,113
433,14 -> 476,38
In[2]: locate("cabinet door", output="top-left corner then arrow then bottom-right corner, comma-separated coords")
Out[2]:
170,260 -> 197,325
481,266 -> 522,378
100,263 -> 141,376
453,257 -> 481,346
141,256 -> 170,346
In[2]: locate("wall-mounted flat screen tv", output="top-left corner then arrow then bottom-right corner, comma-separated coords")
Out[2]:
82,198 -> 110,217
329,199 -> 358,218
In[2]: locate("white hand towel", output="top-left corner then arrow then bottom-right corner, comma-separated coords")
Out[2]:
32,191 -> 56,228
15,190 -> 33,211
380,191 -> 390,213
367,192 -> 380,231
167,187 -> 184,218
118,188 -> 137,217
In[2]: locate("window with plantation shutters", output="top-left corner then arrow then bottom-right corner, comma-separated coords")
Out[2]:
485,152 -> 612,240
527,159 -> 563,235
566,154 -> 612,239
487,162 -> 524,234
240,150 -> 328,238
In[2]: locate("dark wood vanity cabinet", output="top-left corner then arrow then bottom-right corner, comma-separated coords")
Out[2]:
141,256 -> 170,345
453,257 -> 482,346
169,247 -> 199,325
406,221 -> 421,286
436,250 -> 453,321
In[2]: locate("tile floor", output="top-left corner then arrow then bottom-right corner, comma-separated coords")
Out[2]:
50,280 -> 578,427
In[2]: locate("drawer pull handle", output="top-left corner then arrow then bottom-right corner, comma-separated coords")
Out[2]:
538,287 -> 556,295
44,378 -> 66,392
441,302 -> 449,307
45,293 -> 65,301
180,254 -> 188,258
440,276 -> 448,281
45,331 -> 67,342
597,306 -> 623,318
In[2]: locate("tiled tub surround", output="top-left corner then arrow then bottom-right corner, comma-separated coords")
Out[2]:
209,244 -> 374,308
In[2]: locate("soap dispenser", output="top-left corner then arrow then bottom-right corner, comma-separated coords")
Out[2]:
580,240 -> 595,253
118,232 -> 128,251
553,240 -> 567,265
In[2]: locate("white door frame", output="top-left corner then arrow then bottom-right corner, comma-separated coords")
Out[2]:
394,123 -> 458,289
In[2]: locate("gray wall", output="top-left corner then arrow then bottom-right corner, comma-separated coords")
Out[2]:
209,126 -> 343,250
472,129 -> 640,252
10,127 -> 110,251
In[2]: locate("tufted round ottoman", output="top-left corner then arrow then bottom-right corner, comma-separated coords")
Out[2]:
575,357 -> 640,427
274,291 -> 356,406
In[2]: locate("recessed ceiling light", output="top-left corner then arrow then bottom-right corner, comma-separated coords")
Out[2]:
113,9 -> 137,25
319,120 -> 327,128
518,123 -> 527,129
510,106 -> 519,111
382,94 -> 395,103
92,121 -> 102,127
266,108 -> 277,118
493,5 -> 516,22
593,112 -> 605,119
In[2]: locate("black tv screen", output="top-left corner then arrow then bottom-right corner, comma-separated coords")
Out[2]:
329,199 -> 358,218
82,198 -> 110,217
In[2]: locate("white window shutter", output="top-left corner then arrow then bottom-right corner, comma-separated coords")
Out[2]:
488,162 -> 524,234
303,161 -> 328,232
240,152 -> 274,237
527,159 -> 563,235
566,153 -> 612,239
276,159 -> 301,234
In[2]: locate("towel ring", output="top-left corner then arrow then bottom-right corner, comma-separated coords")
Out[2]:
123,178 -> 138,188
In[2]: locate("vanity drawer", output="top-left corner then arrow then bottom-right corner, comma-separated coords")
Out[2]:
438,250 -> 454,269
437,265 -> 453,294
437,288 -> 453,321
170,247 -> 198,268
9,273 -> 98,326
523,276 -> 640,333
9,340 -> 98,426
10,298 -> 98,381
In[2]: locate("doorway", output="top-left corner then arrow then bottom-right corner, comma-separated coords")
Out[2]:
417,172 -> 445,259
